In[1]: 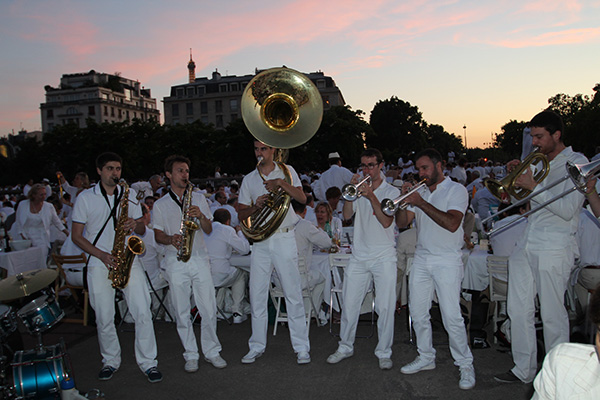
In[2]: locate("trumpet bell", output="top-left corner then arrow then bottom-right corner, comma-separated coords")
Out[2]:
241,67 -> 323,149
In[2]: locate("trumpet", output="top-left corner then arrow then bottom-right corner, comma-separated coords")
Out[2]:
341,176 -> 372,202
483,158 -> 600,236
381,179 -> 427,216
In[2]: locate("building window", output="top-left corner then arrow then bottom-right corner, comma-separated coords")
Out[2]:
47,109 -> 54,119
104,106 -> 108,116
88,106 -> 95,116
126,110 -> 129,119
186,87 -> 194,97
216,115 -> 223,128
215,100 -> 222,113
200,101 -> 208,114
176,88 -> 184,97
172,118 -> 179,124
66,107 -> 78,115
186,102 -> 193,115
111,107 -> 115,117
229,99 -> 238,112
118,109 -> 122,119
172,104 -> 179,117
201,116 -> 208,124
317,80 -> 325,89
219,84 -> 227,93
197,86 -> 205,96
231,83 -> 239,92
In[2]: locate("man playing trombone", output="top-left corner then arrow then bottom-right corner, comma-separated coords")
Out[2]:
326,148 -> 400,370
495,110 -> 588,384
395,148 -> 475,390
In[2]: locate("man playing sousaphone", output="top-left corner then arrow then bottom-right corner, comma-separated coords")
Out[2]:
238,140 -> 311,365
495,110 -> 588,384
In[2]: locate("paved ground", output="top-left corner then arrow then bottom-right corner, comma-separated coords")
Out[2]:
7,306 -> 536,400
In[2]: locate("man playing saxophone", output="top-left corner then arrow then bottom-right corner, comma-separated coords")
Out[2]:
153,155 -> 227,373
238,140 -> 311,365
71,152 -> 162,383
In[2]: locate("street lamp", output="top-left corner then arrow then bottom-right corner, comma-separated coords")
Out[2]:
463,124 -> 467,148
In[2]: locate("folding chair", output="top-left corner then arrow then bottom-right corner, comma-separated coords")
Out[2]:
269,257 -> 319,335
328,253 -> 375,339
52,253 -> 90,326
487,255 -> 508,343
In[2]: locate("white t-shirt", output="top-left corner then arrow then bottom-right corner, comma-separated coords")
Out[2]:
204,221 -> 250,281
238,162 -> 301,230
71,185 -> 143,269
152,190 -> 213,260
411,177 -> 468,265
350,180 -> 400,261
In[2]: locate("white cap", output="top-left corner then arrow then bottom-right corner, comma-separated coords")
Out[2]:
328,152 -> 340,159
392,179 -> 404,188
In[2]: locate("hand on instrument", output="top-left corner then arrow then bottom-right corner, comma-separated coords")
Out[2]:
358,178 -> 375,200
585,177 -> 597,194
255,194 -> 269,209
506,159 -> 520,174
401,181 -> 414,195
123,217 -> 137,234
264,178 -> 281,192
187,205 -> 202,219
514,167 -> 537,191
350,174 -> 361,185
170,234 -> 183,250
100,251 -> 117,270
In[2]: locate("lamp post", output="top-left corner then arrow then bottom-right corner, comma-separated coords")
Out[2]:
463,124 -> 467,148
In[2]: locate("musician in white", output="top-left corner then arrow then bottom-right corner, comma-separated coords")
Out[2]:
238,140 -> 310,365
327,148 -> 399,371
71,152 -> 161,383
153,155 -> 226,373
495,111 -> 588,384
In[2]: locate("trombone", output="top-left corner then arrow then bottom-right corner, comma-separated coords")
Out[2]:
380,179 -> 427,216
483,158 -> 600,236
341,176 -> 372,202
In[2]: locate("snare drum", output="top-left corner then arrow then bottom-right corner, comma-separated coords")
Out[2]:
12,343 -> 68,400
0,304 -> 17,339
17,295 -> 64,334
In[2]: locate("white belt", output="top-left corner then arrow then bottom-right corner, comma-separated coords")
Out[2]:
274,226 -> 293,234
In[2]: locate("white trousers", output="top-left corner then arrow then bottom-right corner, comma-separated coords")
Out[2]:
508,246 -> 573,382
214,269 -> 248,315
248,231 -> 310,354
163,257 -> 222,361
337,257 -> 397,359
87,264 -> 158,372
409,260 -> 473,368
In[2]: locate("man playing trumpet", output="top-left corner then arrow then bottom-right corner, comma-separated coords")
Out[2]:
327,148 -> 400,370
494,111 -> 588,384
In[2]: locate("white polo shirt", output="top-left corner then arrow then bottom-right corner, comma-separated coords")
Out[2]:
71,184 -> 143,269
153,190 -> 213,260
238,162 -> 301,230
411,177 -> 468,265
350,180 -> 400,261
204,221 -> 250,278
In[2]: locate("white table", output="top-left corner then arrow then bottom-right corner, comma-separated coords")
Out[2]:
0,246 -> 46,277
462,245 -> 491,291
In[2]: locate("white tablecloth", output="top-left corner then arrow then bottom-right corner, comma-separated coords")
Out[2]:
0,246 -> 46,277
462,245 -> 490,291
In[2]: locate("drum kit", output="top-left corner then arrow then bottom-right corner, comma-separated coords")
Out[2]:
0,269 -> 91,399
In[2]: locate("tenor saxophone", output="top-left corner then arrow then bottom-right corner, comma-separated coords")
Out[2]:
108,179 -> 145,289
177,181 -> 200,262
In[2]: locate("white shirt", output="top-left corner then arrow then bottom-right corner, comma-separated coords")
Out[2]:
136,229 -> 162,281
490,214 -> 527,257
71,185 -> 143,269
350,180 -> 400,261
204,222 -> 249,284
577,209 -> 600,266
238,162 -> 301,230
450,166 -> 467,185
294,218 -> 332,268
12,200 -> 65,249
472,187 -> 500,221
153,190 -> 213,260
314,164 -> 354,202
532,342 -> 600,399
218,204 -> 240,227
411,177 -> 468,265
521,147 -> 587,250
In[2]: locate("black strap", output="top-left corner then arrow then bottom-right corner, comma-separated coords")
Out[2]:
100,184 -> 122,229
169,190 -> 184,210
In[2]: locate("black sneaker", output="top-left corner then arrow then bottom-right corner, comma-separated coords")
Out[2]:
494,370 -> 523,383
98,366 -> 117,381
145,367 -> 163,383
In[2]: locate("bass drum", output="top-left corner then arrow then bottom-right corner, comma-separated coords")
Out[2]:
12,343 -> 68,400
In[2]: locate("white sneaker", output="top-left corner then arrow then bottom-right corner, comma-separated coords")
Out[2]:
184,359 -> 198,373
326,350 -> 353,364
241,350 -> 264,364
297,351 -> 311,365
400,356 -> 435,374
318,310 -> 328,325
459,365 -> 476,390
204,355 -> 227,369
233,313 -> 247,324
379,358 -> 393,370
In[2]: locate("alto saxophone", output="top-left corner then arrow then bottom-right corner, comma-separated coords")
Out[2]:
108,179 -> 146,289
177,181 -> 200,262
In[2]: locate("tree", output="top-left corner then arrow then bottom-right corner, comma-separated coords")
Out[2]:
494,120 -> 528,160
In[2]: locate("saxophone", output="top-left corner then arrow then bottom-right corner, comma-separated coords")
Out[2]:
108,179 -> 146,289
177,181 -> 200,262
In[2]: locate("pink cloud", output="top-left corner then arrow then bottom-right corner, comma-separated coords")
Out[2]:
492,26 -> 600,48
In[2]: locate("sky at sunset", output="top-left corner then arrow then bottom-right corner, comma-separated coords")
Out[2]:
1,0 -> 599,149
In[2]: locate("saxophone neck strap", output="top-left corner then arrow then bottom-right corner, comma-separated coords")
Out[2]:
169,190 -> 184,210
100,183 -> 123,229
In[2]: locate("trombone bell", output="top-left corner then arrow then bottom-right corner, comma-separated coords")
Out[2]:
241,67 -> 323,149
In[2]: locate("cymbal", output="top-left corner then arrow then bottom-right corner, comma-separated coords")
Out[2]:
0,268 -> 58,301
